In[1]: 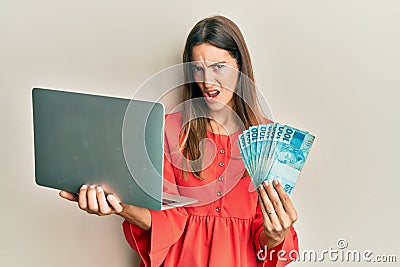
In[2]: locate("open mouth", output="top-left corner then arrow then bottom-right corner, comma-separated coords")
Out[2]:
205,90 -> 220,100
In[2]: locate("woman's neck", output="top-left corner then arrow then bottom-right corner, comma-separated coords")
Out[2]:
208,107 -> 239,135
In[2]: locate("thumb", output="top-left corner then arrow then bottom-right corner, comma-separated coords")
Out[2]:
59,190 -> 79,202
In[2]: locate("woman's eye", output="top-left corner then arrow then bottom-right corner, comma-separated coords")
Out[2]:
214,64 -> 225,70
192,66 -> 203,72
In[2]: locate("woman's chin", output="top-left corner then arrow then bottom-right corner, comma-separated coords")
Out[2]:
205,100 -> 231,113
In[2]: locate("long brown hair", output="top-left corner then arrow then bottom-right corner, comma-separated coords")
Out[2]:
180,15 -> 264,180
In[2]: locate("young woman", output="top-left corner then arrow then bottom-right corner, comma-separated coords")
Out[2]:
60,15 -> 299,266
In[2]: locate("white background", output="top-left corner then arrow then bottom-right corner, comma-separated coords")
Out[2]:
1,0 -> 399,266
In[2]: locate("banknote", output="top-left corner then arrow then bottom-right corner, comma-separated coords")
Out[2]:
238,133 -> 253,177
257,123 -> 278,187
263,123 -> 284,184
249,126 -> 259,174
238,123 -> 315,195
264,125 -> 314,195
244,130 -> 253,172
254,124 -> 267,185
253,124 -> 267,187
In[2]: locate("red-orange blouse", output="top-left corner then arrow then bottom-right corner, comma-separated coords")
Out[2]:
123,112 -> 298,267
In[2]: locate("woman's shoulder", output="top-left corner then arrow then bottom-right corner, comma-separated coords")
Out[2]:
261,117 -> 274,125
164,111 -> 183,139
165,111 -> 183,129
165,111 -> 182,122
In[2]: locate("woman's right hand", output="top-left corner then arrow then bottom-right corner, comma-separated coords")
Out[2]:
59,185 -> 152,230
60,185 -> 124,215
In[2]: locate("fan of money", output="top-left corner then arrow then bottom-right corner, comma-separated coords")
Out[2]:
238,123 -> 315,196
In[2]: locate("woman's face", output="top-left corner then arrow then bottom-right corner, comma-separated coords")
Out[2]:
190,43 -> 239,112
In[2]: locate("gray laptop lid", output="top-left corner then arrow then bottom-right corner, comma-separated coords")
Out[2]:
32,88 -> 165,210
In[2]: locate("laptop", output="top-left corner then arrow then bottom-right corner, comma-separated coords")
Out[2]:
32,88 -> 198,210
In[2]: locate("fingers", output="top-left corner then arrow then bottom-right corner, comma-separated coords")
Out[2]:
59,190 -> 78,202
258,195 -> 272,225
107,194 -> 123,213
263,180 -> 286,219
273,180 -> 298,223
96,187 -> 112,214
259,181 -> 282,229
259,180 -> 298,236
78,185 -> 88,210
77,184 -> 118,216
87,185 -> 99,212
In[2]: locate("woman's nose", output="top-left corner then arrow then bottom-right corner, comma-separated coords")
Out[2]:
203,69 -> 217,88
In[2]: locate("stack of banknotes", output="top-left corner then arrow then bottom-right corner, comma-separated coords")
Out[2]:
238,123 -> 315,195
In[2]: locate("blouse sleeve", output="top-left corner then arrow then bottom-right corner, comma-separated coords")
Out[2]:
122,120 -> 189,267
252,203 -> 299,267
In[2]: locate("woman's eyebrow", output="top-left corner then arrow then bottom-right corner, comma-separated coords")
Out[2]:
190,62 -> 203,66
206,61 -> 227,67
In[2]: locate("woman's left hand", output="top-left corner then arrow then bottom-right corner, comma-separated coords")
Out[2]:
258,180 -> 298,248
